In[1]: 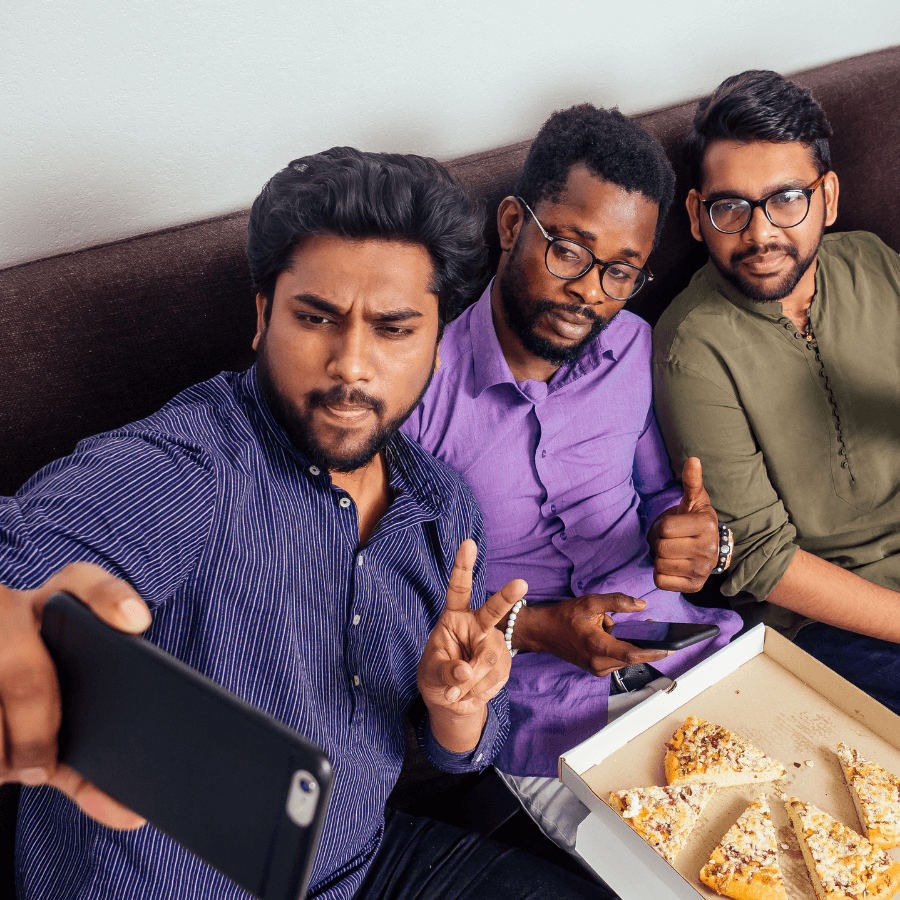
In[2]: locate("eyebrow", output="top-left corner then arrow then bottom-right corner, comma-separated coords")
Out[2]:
703,178 -> 811,203
545,223 -> 644,262
290,293 -> 425,323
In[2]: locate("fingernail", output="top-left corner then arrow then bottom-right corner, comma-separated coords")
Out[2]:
19,768 -> 48,786
120,599 -> 151,629
446,686 -> 461,702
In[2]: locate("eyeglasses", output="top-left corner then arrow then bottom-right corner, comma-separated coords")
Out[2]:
516,197 -> 653,301
698,173 -> 827,234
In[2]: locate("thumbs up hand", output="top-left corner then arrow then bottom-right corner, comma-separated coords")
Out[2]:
648,458 -> 720,594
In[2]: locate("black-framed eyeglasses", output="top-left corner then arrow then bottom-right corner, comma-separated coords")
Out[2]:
698,173 -> 827,234
517,197 -> 653,301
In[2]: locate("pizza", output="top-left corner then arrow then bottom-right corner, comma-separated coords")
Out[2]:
607,782 -> 716,864
785,796 -> 900,900
699,793 -> 788,900
837,743 -> 900,849
665,716 -> 785,787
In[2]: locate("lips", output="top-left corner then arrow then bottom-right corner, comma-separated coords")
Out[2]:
322,404 -> 373,423
545,308 -> 594,341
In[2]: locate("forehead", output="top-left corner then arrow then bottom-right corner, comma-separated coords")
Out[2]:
700,140 -> 820,196
276,234 -> 438,316
535,164 -> 658,259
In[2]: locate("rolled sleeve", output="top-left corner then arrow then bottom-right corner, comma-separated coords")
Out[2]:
653,358 -> 798,601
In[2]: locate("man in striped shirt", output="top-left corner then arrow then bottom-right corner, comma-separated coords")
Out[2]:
0,150 -> 612,899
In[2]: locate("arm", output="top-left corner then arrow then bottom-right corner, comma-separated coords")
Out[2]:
768,549 -> 900,642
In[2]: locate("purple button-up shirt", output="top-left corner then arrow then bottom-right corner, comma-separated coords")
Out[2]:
403,287 -> 741,776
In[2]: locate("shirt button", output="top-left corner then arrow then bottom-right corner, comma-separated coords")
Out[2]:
561,532 -> 567,541
475,753 -> 484,764
577,581 -> 583,590
541,450 -> 547,458
352,614 -> 361,626
309,465 -> 321,476
550,503 -> 557,513
353,675 -> 360,687
357,555 -> 364,567
339,497 -> 351,508
784,323 -> 794,330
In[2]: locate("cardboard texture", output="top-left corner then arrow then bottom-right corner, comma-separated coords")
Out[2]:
561,626 -> 900,900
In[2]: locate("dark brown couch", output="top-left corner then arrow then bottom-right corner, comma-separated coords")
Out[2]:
2,45 -> 898,893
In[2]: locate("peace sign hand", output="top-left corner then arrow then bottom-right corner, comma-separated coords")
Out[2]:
417,540 -> 527,753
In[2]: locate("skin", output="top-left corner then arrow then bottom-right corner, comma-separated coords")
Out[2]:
491,165 -> 721,675
690,140 -> 900,640
0,235 -> 527,822
687,139 -> 839,332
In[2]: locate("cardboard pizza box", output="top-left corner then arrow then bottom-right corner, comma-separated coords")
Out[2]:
559,625 -> 900,900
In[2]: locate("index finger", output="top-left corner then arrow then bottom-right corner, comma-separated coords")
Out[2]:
475,578 -> 529,631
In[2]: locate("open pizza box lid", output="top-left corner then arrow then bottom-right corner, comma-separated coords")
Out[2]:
559,625 -> 900,900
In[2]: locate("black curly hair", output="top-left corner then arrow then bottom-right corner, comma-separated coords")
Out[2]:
514,103 -> 675,245
247,147 -> 487,335
684,70 -> 833,190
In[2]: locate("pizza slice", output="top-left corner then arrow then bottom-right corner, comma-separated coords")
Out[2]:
608,782 -> 716,865
699,793 -> 788,900
785,796 -> 900,900
665,716 -> 785,787
837,743 -> 900,849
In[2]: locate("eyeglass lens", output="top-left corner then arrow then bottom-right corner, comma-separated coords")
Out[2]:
546,241 -> 646,300
709,189 -> 812,233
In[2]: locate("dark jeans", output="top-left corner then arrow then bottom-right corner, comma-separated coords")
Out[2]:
793,621 -> 900,715
356,809 -> 618,900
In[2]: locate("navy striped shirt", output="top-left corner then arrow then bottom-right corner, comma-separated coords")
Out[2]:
2,366 -> 506,900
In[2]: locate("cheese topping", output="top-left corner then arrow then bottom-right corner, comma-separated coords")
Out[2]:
838,744 -> 900,834
668,717 -> 785,779
788,798 -> 894,895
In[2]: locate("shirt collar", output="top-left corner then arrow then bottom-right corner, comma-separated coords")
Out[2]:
469,281 -> 617,399
236,364 -> 451,518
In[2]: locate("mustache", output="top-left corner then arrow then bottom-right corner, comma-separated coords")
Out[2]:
307,385 -> 385,416
731,242 -> 800,263
534,299 -> 600,322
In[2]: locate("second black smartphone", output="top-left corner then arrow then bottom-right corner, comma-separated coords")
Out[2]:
609,620 -> 720,650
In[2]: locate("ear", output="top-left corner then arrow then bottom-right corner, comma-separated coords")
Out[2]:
823,171 -> 839,227
686,190 -> 704,243
433,340 -> 441,374
253,293 -> 267,350
497,196 -> 525,252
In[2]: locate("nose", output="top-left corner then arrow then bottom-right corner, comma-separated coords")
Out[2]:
326,321 -> 375,384
564,262 -> 606,307
741,204 -> 779,245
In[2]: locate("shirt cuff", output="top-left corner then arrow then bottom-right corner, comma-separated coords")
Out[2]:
419,692 -> 509,773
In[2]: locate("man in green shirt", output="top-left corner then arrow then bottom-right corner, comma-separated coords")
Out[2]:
653,70 -> 900,713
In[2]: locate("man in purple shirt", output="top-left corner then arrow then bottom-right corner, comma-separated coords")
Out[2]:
402,105 -> 742,853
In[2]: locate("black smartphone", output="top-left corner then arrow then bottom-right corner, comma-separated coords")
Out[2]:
609,620 -> 720,650
40,592 -> 333,900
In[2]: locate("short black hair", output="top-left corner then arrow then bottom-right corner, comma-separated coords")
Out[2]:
247,147 -> 486,332
513,103 -> 675,245
684,70 -> 833,189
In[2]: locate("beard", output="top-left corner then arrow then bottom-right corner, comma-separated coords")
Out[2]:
711,216 -> 825,303
256,331 -> 436,473
497,242 -> 611,367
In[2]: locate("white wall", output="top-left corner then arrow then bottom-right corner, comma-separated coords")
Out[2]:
2,0 -> 898,270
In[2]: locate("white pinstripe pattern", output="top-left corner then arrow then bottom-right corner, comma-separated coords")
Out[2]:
3,367 -> 507,900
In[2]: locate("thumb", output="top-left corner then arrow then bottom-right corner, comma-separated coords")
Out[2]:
678,457 -> 708,513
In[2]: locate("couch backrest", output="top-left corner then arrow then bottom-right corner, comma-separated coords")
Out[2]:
1,46 -> 898,497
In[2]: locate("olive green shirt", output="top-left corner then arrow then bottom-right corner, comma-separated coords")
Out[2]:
653,232 -> 900,628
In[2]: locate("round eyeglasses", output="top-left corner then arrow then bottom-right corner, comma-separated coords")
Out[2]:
699,173 -> 827,234
517,197 -> 653,301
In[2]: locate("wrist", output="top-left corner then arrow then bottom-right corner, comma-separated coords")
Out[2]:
427,704 -> 488,754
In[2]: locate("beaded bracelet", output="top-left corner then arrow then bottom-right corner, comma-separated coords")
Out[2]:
504,598 -> 527,658
710,522 -> 734,575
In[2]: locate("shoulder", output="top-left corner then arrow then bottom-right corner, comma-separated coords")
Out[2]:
819,230 -> 900,274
